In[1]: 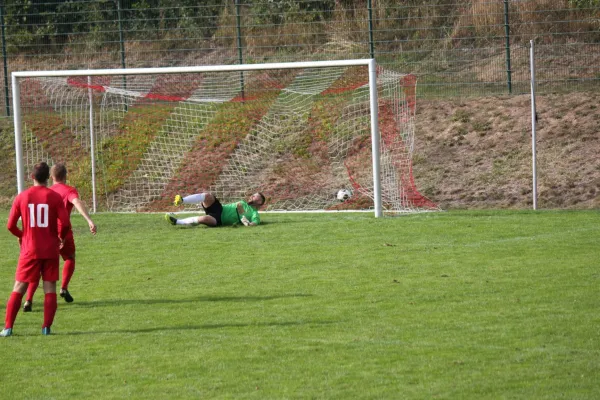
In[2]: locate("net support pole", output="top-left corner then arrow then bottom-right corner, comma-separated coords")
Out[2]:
530,40 -> 538,210
88,76 -> 97,213
368,59 -> 382,217
12,74 -> 24,193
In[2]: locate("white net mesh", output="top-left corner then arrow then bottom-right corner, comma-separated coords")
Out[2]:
16,64 -> 437,213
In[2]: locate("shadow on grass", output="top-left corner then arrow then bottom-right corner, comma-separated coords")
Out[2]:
7,319 -> 338,337
169,219 -> 274,228
70,293 -> 312,308
63,319 -> 339,336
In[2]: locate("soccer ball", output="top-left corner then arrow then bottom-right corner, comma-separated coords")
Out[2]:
336,189 -> 352,201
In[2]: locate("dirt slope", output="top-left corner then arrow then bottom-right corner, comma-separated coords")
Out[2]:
412,92 -> 600,209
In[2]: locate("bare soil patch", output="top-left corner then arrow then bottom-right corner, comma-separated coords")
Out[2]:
412,92 -> 600,209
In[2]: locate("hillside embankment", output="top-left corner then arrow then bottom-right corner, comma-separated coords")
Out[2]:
412,92 -> 599,209
0,92 -> 598,210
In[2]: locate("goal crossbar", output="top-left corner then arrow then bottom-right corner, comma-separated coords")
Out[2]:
12,59 -> 375,79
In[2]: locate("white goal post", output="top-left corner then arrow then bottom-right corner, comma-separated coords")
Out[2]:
12,59 -> 435,216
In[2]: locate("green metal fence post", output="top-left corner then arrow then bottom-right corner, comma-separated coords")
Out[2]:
116,0 -> 127,93
0,3 -> 10,116
235,0 -> 245,100
367,0 -> 375,59
504,0 -> 512,94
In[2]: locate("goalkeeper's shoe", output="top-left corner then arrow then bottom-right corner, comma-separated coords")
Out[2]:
23,301 -> 32,312
165,213 -> 178,226
0,328 -> 13,337
42,327 -> 51,336
173,194 -> 183,206
60,289 -> 74,303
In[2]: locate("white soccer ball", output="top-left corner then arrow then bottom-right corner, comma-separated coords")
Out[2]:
336,189 -> 352,201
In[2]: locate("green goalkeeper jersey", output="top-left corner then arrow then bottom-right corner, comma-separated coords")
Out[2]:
221,201 -> 260,226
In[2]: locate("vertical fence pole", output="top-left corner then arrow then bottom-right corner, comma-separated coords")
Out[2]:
504,0 -> 512,94
530,40 -> 538,210
367,0 -> 375,58
235,0 -> 245,100
0,3 -> 10,116
116,0 -> 127,95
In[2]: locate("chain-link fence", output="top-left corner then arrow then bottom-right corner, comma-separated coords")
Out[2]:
0,0 -> 598,116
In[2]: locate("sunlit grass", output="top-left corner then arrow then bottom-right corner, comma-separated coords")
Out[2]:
0,210 -> 598,399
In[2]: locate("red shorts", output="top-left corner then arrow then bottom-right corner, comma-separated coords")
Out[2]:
16,257 -> 60,282
60,233 -> 76,260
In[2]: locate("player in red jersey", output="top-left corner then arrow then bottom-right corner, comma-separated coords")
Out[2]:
2,162 -> 71,337
23,163 -> 97,312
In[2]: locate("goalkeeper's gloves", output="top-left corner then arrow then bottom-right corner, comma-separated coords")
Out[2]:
241,216 -> 251,226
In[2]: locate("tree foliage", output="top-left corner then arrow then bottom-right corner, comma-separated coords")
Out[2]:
1,0 -> 598,54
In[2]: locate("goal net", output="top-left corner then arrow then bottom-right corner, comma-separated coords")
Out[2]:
12,60 -> 437,215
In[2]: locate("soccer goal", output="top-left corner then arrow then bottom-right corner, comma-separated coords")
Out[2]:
12,59 -> 436,216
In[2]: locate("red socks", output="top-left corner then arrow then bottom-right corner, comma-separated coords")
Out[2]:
26,281 -> 39,302
62,258 -> 75,290
43,293 -> 57,329
5,292 -> 23,329
5,292 -> 58,330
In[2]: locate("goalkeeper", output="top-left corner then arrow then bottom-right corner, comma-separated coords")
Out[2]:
165,192 -> 265,227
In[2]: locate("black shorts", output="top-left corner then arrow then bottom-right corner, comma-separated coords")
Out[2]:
203,198 -> 223,226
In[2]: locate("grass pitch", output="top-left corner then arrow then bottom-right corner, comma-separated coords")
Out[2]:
0,210 -> 598,399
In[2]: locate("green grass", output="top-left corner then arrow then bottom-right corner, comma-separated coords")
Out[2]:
0,210 -> 599,399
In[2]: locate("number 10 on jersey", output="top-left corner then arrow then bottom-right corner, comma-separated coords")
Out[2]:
28,203 -> 49,227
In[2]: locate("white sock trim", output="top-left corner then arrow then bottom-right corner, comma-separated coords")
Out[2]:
177,217 -> 199,226
182,193 -> 206,204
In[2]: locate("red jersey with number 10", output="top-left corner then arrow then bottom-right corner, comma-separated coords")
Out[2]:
7,185 -> 71,260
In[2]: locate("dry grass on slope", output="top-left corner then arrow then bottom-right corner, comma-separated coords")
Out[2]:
412,92 -> 600,209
